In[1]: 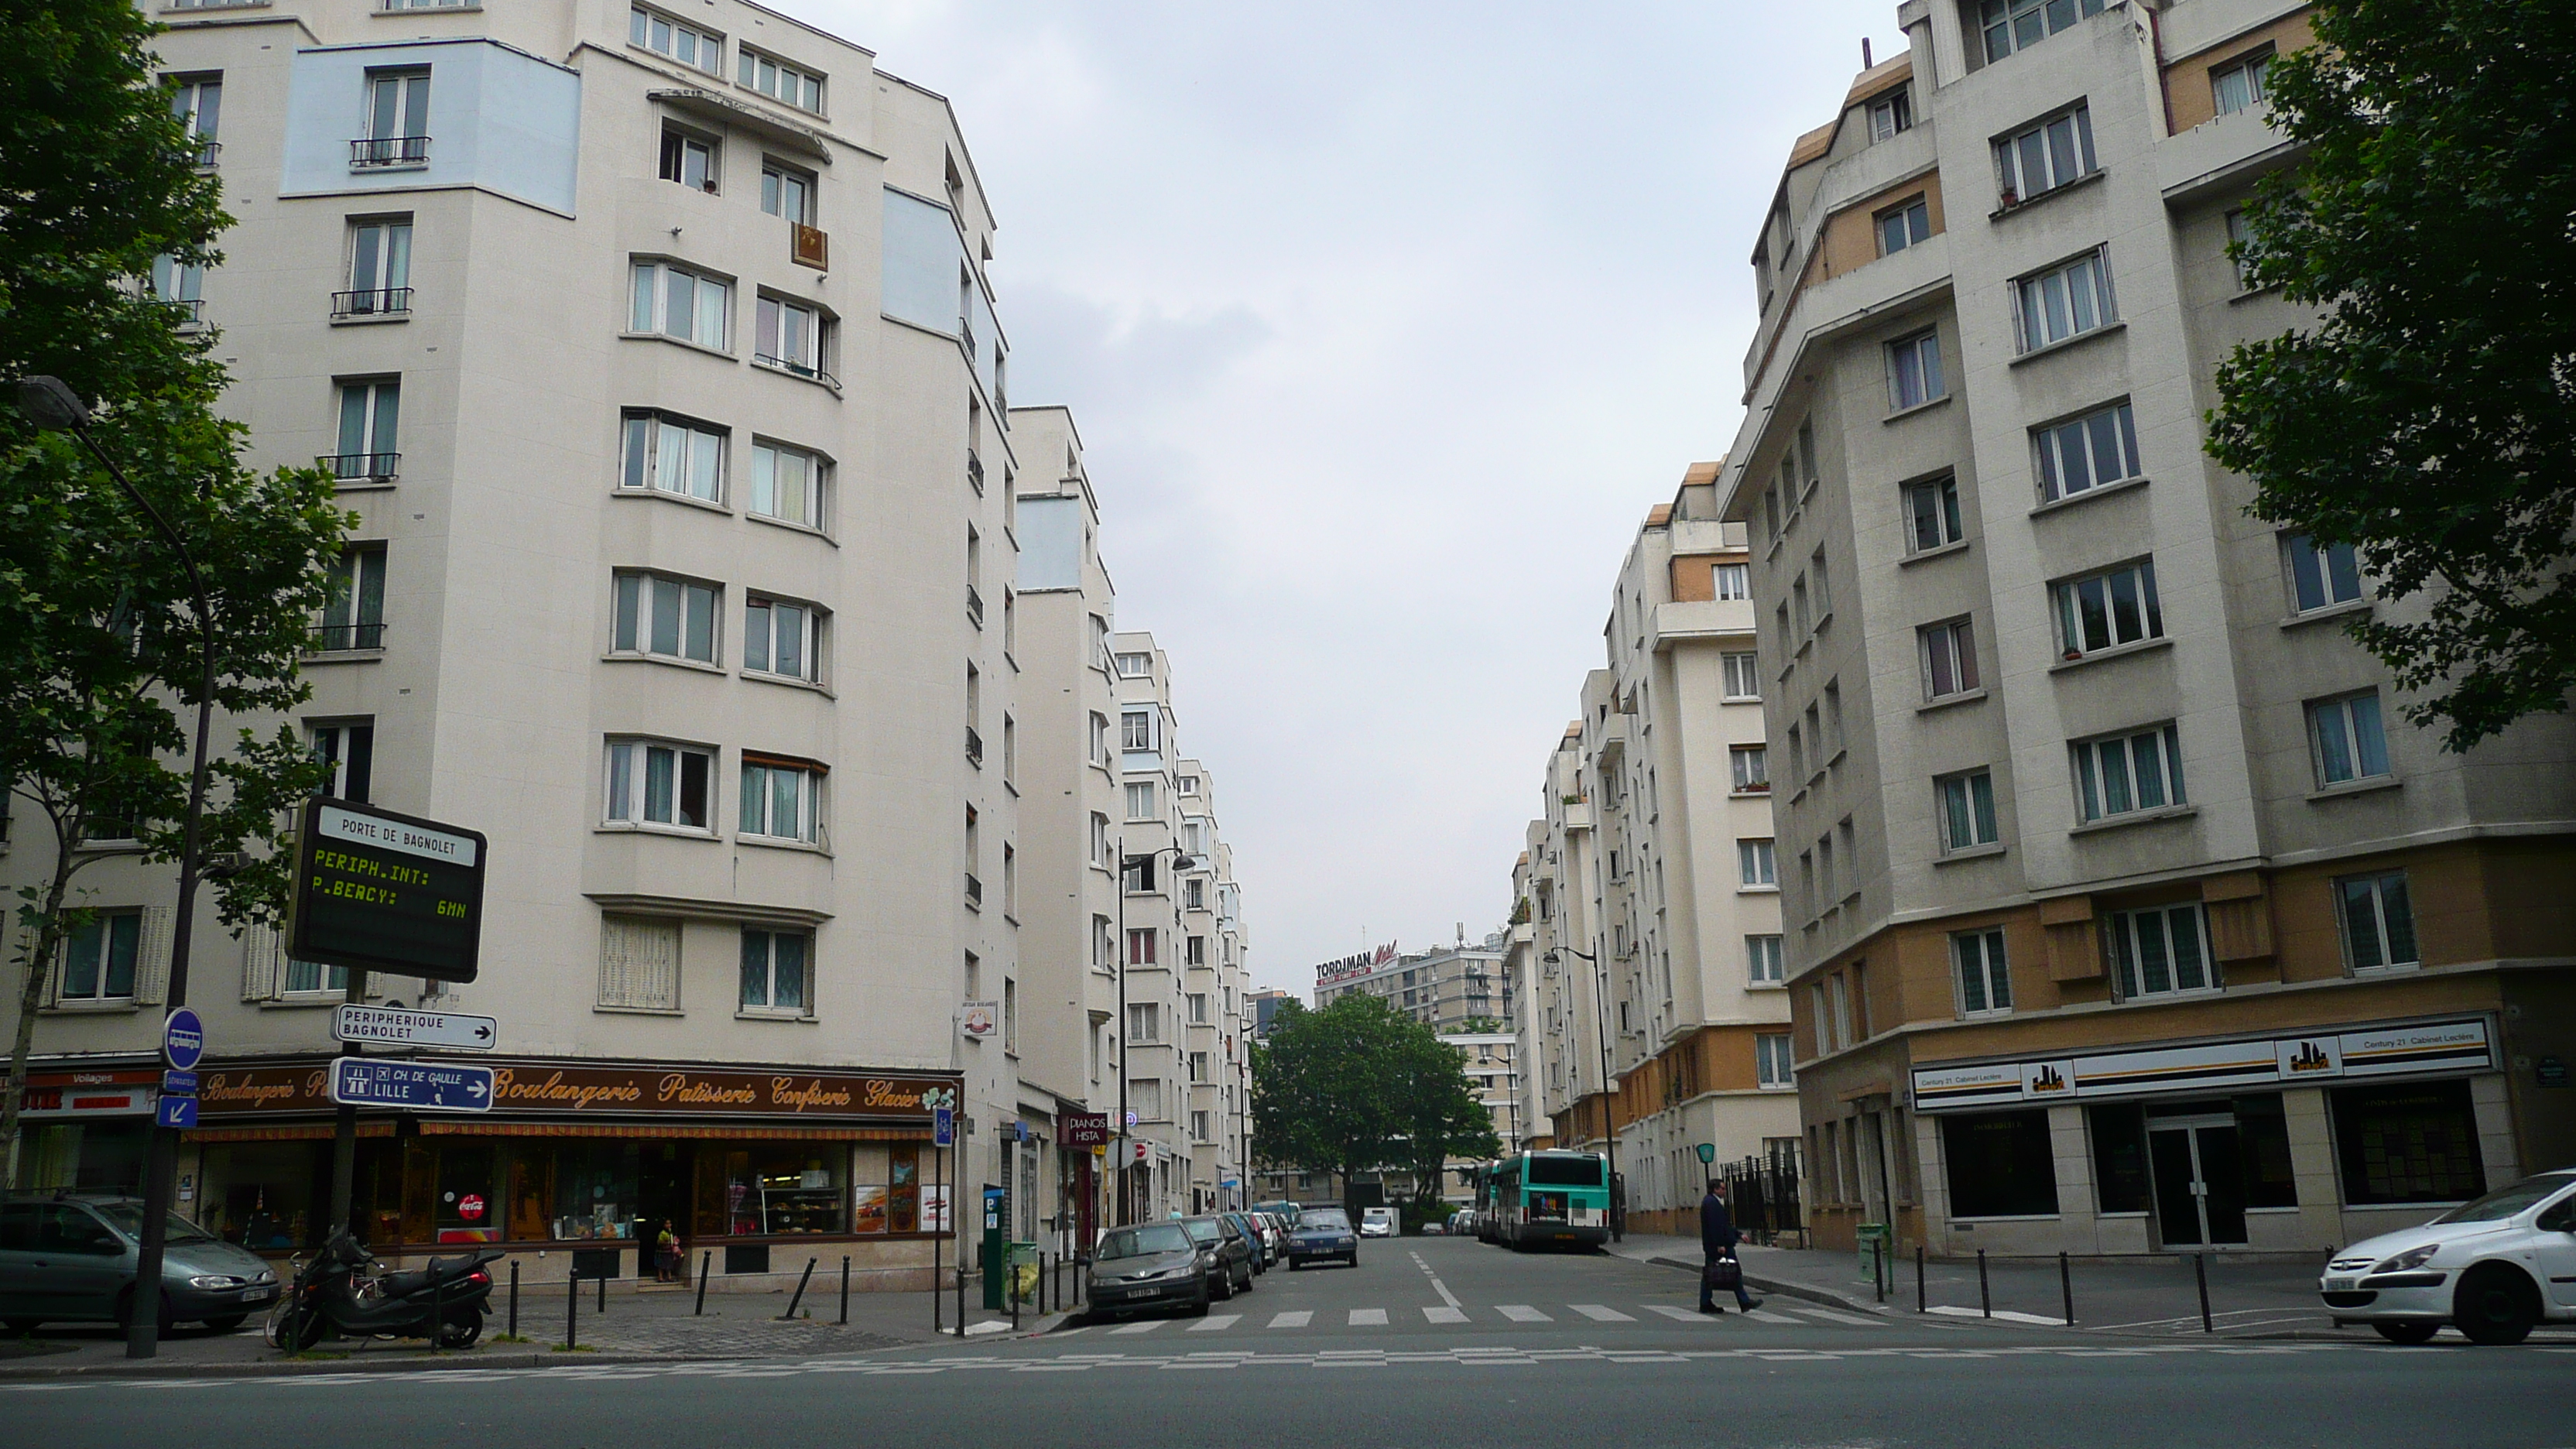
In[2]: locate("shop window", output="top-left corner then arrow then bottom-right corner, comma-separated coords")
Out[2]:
2233,1093 -> 2298,1209
1940,1108 -> 2059,1218
699,1146 -> 847,1235
2087,1104 -> 2151,1214
2330,1080 -> 2485,1207
550,1140 -> 641,1242
198,1141 -> 327,1249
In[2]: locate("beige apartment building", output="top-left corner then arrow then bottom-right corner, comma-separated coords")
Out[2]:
1718,0 -> 2576,1259
1512,482 -> 1804,1235
1316,930 -> 1514,1033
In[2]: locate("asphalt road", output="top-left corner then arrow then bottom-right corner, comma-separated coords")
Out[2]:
10,1235 -> 2572,1448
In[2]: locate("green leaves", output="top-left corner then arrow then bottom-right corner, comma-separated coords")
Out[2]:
1249,995 -> 1503,1191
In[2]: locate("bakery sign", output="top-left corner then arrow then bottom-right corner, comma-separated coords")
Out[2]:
195,1058 -> 957,1123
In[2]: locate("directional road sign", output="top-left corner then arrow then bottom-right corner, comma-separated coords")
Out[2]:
156,1095 -> 198,1129
289,798 -> 488,984
329,1057 -> 495,1113
163,1007 -> 204,1070
334,1004 -> 498,1052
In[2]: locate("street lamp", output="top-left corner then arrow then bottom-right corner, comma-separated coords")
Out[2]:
1543,944 -> 1622,1242
1113,844 -> 1194,1225
16,376 -> 221,1358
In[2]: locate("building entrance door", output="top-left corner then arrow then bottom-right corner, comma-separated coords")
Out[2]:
636,1143 -> 691,1283
2148,1110 -> 2246,1248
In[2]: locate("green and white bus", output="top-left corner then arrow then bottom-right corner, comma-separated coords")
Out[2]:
1478,1151 -> 1610,1249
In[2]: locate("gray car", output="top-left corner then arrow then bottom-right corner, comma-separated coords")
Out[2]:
0,1194 -> 280,1334
1084,1222 -> 1211,1320
1182,1214 -> 1256,1298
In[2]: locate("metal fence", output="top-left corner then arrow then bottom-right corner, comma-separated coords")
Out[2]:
1718,1147 -> 1803,1245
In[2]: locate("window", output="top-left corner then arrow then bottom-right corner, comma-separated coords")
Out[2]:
2105,902 -> 2215,999
2338,871 -> 2418,971
1178,775 -> 1201,797
1125,781 -> 1156,820
1737,839 -> 1776,888
2071,723 -> 2184,822
1877,196 -> 1930,257
1088,713 -> 1111,766
1121,710 -> 1154,751
1127,1002 -> 1161,1040
629,260 -> 731,349
2211,50 -> 2270,117
1730,745 -> 1769,793
2225,209 -> 2257,291
1756,1033 -> 1795,1088
1184,876 -> 1206,910
1919,618 -> 1979,700
1093,915 -> 1115,971
1979,0 -> 2106,63
755,295 -> 831,381
1122,855 -> 1157,893
1187,992 -> 1209,1025
2308,691 -> 2391,788
659,128 -> 716,191
738,928 -> 810,1013
1186,934 -> 1209,967
1941,1109 -> 2060,1217
2014,248 -> 2115,353
1712,563 -> 1750,600
2283,533 -> 2363,613
1810,550 -> 1832,620
620,411 -> 725,502
149,254 -> 204,324
1901,474 -> 1963,553
170,75 -> 221,166
1088,813 -> 1111,868
332,379 -> 400,481
1886,328 -> 1944,410
1188,1051 -> 1209,1084
1938,770 -> 2000,851
603,738 -> 714,831
1190,1109 -> 1211,1142
357,69 -> 430,167
2331,1081 -> 2485,1206
1994,105 -> 2097,204
1952,928 -> 2011,1015
2033,400 -> 2142,503
60,909 -> 142,1002
319,545 -> 386,651
631,5 -> 724,72
1747,935 -> 1784,985
2057,565 -> 2167,670
1131,1080 -> 1163,1119
1814,832 -> 1836,907
761,162 -> 815,224
738,47 -> 824,112
284,947 -> 348,995
1721,652 -> 1762,700
310,721 -> 374,803
1868,86 -> 1912,142
598,915 -> 680,1012
1811,982 -> 1837,1053
748,440 -> 824,527
611,572 -> 718,664
1829,973 -> 1854,1045
1126,928 -> 1157,966
1115,651 -> 1153,676
743,596 -> 820,682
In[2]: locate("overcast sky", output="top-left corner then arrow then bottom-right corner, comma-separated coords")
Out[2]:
796,1 -> 1893,995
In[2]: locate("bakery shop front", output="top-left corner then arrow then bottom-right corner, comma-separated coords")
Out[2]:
183,1056 -> 957,1291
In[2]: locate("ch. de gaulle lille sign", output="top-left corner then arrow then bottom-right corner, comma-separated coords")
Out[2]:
289,798 -> 488,985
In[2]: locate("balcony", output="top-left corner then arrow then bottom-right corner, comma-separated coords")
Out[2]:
158,298 -> 204,327
331,287 -> 412,320
190,138 -> 221,170
313,621 -> 385,653
966,450 -> 985,495
964,873 -> 983,909
965,727 -> 984,768
349,135 -> 430,169
753,353 -> 838,389
966,584 -> 985,628
319,452 -> 399,485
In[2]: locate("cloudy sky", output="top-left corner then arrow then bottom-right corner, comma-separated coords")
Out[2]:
797,1 -> 1892,995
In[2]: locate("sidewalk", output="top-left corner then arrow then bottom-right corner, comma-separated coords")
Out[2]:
0,1276 -> 1067,1380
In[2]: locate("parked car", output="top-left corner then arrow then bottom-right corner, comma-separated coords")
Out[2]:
0,1193 -> 279,1334
1420,1219 -> 1444,1235
1449,1209 -> 1475,1235
1287,1207 -> 1360,1269
1084,1222 -> 1212,1320
1252,1200 -> 1303,1231
1181,1214 -> 1256,1298
1248,1211 -> 1284,1266
1221,1212 -> 1269,1273
1359,1205 -> 1398,1238
2320,1169 -> 2576,1345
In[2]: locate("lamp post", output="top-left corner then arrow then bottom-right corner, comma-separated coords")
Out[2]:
15,377 -> 220,1358
1544,944 -> 1621,1242
1112,843 -> 1194,1225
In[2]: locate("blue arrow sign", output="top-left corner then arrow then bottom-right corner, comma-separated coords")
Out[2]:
156,1094 -> 198,1129
329,1057 -> 495,1113
163,1008 -> 204,1071
932,1105 -> 954,1147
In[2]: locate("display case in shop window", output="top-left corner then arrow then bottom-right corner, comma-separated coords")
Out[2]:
697,1146 -> 848,1237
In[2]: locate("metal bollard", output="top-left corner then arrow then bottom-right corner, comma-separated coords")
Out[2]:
1874,1238 -> 1886,1303
509,1260 -> 520,1339
694,1252 -> 711,1316
840,1256 -> 851,1326
2194,1253 -> 2213,1333
430,1268 -> 443,1355
2060,1251 -> 2074,1325
597,1270 -> 607,1315
566,1267 -> 579,1349
954,1260 -> 966,1337
1916,1244 -> 1927,1314
1978,1249 -> 1991,1317
779,1257 -> 817,1321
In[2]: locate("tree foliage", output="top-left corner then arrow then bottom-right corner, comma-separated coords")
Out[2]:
1249,995 -> 1502,1200
2208,0 -> 2576,750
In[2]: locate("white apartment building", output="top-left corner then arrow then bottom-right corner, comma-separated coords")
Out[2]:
5,0 -> 1060,1292
1174,761 -> 1252,1209
1718,0 -> 2574,1258
1315,930 -> 1514,1033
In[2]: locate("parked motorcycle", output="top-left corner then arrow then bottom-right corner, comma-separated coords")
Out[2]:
270,1231 -> 503,1351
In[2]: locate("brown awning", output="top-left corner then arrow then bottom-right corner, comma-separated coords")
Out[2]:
187,1122 -> 396,1143
416,1121 -> 928,1141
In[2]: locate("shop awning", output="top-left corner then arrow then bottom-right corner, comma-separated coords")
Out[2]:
186,1122 -> 396,1143
416,1120 -> 929,1141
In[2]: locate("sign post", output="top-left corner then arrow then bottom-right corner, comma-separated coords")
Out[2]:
333,1004 -> 498,1051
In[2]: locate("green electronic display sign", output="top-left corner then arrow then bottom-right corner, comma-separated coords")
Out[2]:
288,798 -> 488,984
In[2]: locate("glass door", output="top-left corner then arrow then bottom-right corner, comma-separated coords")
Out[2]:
2148,1108 -> 2249,1248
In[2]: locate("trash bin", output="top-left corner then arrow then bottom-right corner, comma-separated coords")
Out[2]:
1006,1242 -> 1040,1306
1855,1222 -> 1891,1285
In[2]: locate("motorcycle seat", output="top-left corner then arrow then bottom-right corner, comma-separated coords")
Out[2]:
377,1253 -> 485,1297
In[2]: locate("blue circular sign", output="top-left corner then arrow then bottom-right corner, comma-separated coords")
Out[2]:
163,1007 -> 205,1070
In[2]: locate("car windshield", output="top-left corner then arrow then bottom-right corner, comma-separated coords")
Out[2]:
1182,1218 -> 1223,1243
1301,1210 -> 1350,1231
1097,1225 -> 1193,1259
94,1204 -> 216,1245
2430,1174 -> 2574,1225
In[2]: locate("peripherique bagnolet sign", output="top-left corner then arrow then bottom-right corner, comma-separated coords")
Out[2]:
288,797 -> 488,985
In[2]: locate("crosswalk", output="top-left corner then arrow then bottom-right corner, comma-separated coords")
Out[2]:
1077,1300 -> 1938,1335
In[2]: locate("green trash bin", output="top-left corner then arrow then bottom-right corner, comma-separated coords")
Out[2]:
1006,1242 -> 1040,1307
1855,1222 -> 1891,1286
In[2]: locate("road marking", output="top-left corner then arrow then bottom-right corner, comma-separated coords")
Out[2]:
1497,1304 -> 1552,1323
1108,1320 -> 1167,1335
1423,1306 -> 1468,1324
1786,1306 -> 1886,1327
1928,1306 -> 2068,1327
1268,1311 -> 1312,1328
1407,1250 -> 1466,1310
1644,1305 -> 1717,1322
1188,1315 -> 1241,1332
1570,1304 -> 1636,1322
1348,1308 -> 1389,1326
1744,1310 -> 1802,1325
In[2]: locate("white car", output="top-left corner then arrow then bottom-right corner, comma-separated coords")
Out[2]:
2320,1168 -> 2576,1345
1358,1206 -> 1398,1238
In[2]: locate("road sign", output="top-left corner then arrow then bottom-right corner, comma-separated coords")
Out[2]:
334,1004 -> 498,1051
1124,1110 -> 1139,1128
156,1095 -> 198,1129
163,1007 -> 204,1070
1694,1142 -> 1716,1164
328,1057 -> 495,1112
289,798 -> 488,984
933,1106 -> 955,1147
162,1070 -> 198,1096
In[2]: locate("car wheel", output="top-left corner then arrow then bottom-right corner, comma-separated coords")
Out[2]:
2372,1321 -> 2440,1345
200,1314 -> 249,1333
4,1317 -> 43,1334
2454,1266 -> 2540,1346
1287,1259 -> 1301,1272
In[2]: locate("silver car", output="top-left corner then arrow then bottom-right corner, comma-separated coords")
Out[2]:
0,1194 -> 279,1334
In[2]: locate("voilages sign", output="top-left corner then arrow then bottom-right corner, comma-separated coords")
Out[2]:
289,798 -> 488,983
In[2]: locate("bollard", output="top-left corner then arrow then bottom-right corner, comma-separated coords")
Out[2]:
1874,1238 -> 1885,1303
430,1268 -> 443,1355
2060,1251 -> 2074,1325
1916,1244 -> 1927,1314
779,1256 -> 817,1321
1009,1255 -> 1021,1332
954,1261 -> 967,1337
840,1256 -> 851,1326
2194,1253 -> 2213,1334
566,1266 -> 579,1350
1978,1249 -> 1991,1318
694,1252 -> 711,1316
598,1270 -> 607,1316
509,1260 -> 520,1339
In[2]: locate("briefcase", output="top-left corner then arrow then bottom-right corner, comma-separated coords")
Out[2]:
1703,1255 -> 1742,1293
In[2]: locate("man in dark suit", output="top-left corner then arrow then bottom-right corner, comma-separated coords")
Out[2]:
1697,1180 -> 1762,1315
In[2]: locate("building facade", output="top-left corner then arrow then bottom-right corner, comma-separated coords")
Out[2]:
1316,931 -> 1515,1033
1718,0 -> 2576,1258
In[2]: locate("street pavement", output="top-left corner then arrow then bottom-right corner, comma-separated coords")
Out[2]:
6,1235 -> 2571,1447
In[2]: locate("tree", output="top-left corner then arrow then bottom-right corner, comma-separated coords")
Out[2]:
2208,0 -> 2576,752
2,1 -> 348,1179
1249,995 -> 1502,1205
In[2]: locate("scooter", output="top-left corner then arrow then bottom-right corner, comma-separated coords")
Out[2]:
274,1230 -> 503,1351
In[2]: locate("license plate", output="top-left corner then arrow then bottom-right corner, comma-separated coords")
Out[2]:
243,1286 -> 276,1301
2324,1278 -> 2355,1293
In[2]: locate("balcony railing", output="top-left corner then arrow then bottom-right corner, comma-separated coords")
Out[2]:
350,135 -> 430,168
320,452 -> 400,483
964,873 -> 983,908
332,287 -> 412,319
965,727 -> 983,767
1736,779 -> 1772,794
965,584 -> 984,628
313,621 -> 385,653
753,353 -> 838,389
158,297 -> 205,326
190,138 -> 221,170
965,450 -> 984,495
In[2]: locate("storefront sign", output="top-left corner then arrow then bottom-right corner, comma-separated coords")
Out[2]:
194,1057 -> 959,1124
1910,1062 -> 2023,1111
1060,1112 -> 1110,1147
18,1071 -> 156,1118
289,799 -> 488,984
959,1001 -> 999,1040
1314,942 -> 1398,989
1910,1018 -> 2496,1112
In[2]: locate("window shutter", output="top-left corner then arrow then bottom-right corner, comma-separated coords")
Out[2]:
599,917 -> 635,1007
600,916 -> 680,1010
242,923 -> 282,1002
132,906 -> 174,1005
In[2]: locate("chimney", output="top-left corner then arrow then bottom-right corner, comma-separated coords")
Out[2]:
1862,37 -> 1874,67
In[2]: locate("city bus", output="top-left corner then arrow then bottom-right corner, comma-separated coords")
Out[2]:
1482,1150 -> 1610,1250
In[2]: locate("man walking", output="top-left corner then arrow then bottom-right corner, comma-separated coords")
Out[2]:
1697,1180 -> 1762,1315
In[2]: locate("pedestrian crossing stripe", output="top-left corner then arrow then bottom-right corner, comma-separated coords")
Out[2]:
1188,1316 -> 1241,1332
1348,1309 -> 1389,1326
1496,1305 -> 1552,1322
1570,1304 -> 1636,1322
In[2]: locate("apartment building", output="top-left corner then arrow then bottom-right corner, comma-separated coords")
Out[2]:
1316,930 -> 1515,1033
1174,761 -> 1253,1210
1512,482 -> 1803,1234
6,0 -> 1064,1292
1718,0 -> 2576,1258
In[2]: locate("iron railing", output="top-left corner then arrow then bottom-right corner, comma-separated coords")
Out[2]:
966,585 -> 985,627
332,286 -> 413,319
320,452 -> 400,482
965,727 -> 984,768
965,450 -> 985,495
350,135 -> 430,167
754,353 -> 838,389
1717,1149 -> 1804,1245
313,621 -> 386,653
964,874 -> 983,908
